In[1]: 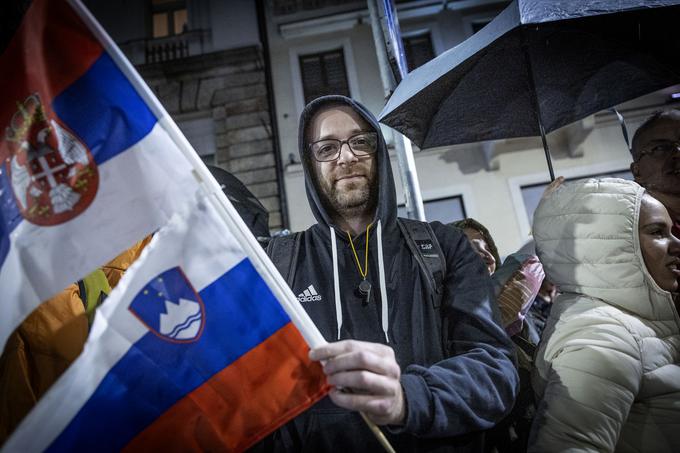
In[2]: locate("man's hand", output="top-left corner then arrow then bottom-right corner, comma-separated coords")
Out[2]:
542,175 -> 565,199
309,340 -> 406,426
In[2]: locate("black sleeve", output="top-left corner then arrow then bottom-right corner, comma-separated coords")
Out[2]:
397,222 -> 518,438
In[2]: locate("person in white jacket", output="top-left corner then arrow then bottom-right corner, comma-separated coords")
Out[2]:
529,178 -> 680,452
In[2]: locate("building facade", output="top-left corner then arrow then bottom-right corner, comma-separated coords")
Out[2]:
88,0 -> 679,256
264,0 -> 680,256
86,0 -> 287,229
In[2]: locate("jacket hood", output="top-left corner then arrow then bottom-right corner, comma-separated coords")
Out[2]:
533,178 -> 675,321
298,95 -> 397,233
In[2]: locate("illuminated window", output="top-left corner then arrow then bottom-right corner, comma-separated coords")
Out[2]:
151,0 -> 187,38
398,196 -> 466,223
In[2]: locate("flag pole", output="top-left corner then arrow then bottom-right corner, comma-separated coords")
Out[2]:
67,0 -> 324,349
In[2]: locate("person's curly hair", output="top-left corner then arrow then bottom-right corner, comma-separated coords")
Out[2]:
450,218 -> 501,266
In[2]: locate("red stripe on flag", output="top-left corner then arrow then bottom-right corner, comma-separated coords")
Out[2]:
123,323 -> 329,453
0,0 -> 102,160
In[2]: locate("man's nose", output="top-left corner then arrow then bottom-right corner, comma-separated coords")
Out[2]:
670,230 -> 680,255
337,142 -> 358,165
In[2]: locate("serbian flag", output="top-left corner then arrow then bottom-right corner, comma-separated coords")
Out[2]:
4,195 -> 329,452
0,0 -> 202,348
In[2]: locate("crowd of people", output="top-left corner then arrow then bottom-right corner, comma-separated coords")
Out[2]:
1,95 -> 678,452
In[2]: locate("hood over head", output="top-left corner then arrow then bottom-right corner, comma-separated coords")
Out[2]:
298,95 -> 397,232
533,178 -> 675,321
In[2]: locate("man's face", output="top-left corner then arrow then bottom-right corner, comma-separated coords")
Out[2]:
307,107 -> 377,216
632,117 -> 680,195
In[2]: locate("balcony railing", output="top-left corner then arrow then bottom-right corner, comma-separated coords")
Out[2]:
272,0 -> 362,16
119,29 -> 211,65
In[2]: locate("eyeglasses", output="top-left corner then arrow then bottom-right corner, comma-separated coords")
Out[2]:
639,140 -> 680,159
309,132 -> 378,162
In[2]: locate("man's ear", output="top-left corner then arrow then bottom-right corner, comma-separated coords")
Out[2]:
631,161 -> 641,180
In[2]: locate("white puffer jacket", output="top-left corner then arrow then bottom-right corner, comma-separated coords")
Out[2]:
529,178 -> 680,452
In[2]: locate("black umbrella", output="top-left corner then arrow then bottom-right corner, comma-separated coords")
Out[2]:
379,0 -> 680,180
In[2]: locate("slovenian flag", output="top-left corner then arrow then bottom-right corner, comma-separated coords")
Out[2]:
4,196 -> 329,452
0,0 -> 202,348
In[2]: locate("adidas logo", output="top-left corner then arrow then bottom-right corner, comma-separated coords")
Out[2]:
297,285 -> 322,303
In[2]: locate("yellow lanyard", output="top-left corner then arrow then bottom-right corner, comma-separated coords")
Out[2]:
347,223 -> 371,280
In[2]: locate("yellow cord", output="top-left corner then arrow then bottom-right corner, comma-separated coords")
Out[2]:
347,223 -> 371,279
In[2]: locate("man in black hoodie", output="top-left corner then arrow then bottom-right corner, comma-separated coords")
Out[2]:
257,96 -> 518,452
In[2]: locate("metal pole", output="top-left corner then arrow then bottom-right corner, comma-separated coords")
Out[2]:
255,0 -> 289,230
522,29 -> 555,182
367,0 -> 426,220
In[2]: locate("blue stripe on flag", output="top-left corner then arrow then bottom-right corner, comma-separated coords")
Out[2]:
0,167 -> 22,267
47,258 -> 291,452
52,52 -> 157,166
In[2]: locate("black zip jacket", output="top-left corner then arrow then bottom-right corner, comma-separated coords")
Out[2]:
253,96 -> 518,452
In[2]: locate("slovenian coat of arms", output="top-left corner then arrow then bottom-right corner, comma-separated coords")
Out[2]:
128,267 -> 205,343
4,93 -> 98,226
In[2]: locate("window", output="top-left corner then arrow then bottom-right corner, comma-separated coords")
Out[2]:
402,32 -> 435,71
273,0 -> 356,16
471,20 -> 491,34
151,0 -> 187,39
299,49 -> 350,105
521,170 -> 633,224
398,196 -> 466,224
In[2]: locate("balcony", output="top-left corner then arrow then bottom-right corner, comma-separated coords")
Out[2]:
119,29 -> 212,66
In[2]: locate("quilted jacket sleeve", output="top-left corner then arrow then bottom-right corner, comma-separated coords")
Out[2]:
529,309 -> 643,452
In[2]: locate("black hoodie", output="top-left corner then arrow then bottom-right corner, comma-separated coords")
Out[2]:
255,96 -> 518,452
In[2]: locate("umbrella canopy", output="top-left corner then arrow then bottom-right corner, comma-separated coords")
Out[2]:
379,0 -> 680,151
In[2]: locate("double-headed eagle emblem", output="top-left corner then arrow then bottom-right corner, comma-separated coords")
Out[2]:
4,93 -> 98,226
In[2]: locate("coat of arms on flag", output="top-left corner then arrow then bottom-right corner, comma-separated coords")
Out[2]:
0,0 -> 202,347
128,266 -> 205,342
4,93 -> 98,226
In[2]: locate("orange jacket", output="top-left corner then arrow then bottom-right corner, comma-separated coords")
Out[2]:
0,237 -> 151,443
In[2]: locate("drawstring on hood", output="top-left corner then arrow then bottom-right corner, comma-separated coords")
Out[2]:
329,220 -> 389,343
377,220 -> 389,342
300,96 -> 397,342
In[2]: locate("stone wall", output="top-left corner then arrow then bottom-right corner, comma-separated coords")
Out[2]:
137,46 -> 284,230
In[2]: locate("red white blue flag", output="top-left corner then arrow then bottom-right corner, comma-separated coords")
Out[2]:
4,197 -> 329,452
0,0 -> 202,348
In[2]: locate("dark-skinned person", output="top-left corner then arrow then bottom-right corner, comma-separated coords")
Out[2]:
254,95 -> 518,452
631,109 -> 680,306
529,178 -> 680,452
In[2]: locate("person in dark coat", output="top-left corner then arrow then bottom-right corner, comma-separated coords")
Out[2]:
254,95 -> 517,452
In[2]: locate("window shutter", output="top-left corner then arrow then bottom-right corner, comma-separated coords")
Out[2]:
299,49 -> 350,105
403,32 -> 435,71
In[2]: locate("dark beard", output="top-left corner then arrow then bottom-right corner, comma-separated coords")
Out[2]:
320,175 -> 378,220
